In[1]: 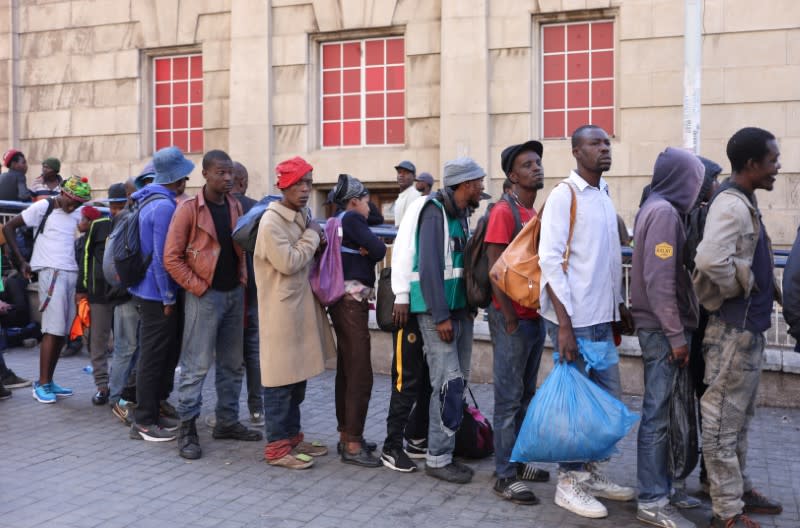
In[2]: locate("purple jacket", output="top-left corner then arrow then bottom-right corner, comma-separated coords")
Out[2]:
631,147 -> 704,348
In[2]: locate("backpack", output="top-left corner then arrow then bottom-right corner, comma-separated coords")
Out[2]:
232,195 -> 281,253
683,203 -> 709,272
105,194 -> 167,288
489,182 -> 577,310
463,194 -> 522,309
375,266 -> 395,331
454,387 -> 494,459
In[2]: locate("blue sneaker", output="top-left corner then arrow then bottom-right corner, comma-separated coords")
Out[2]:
49,380 -> 73,398
33,382 -> 56,404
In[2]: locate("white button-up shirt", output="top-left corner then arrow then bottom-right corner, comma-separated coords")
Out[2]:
539,170 -> 623,327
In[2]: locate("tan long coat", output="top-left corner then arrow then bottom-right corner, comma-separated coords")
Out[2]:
254,201 -> 335,387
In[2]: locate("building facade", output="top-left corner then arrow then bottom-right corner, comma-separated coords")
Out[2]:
1,0 -> 798,242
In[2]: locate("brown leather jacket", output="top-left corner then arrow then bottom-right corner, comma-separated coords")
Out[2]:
164,188 -> 246,297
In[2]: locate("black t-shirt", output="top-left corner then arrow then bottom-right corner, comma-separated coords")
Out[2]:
207,199 -> 239,291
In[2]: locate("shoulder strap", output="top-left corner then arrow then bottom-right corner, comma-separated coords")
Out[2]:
33,197 -> 56,242
560,182 -> 578,273
501,193 -> 523,239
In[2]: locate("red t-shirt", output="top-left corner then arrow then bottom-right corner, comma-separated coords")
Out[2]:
485,198 -> 539,320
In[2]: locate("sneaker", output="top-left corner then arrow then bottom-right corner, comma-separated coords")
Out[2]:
0,384 -> 11,400
112,400 -> 134,425
493,477 -> 539,505
341,447 -> 382,468
32,382 -> 56,404
129,423 -> 177,442
584,466 -> 636,501
268,453 -> 314,470
637,503 -> 695,528
159,400 -> 178,419
92,388 -> 109,406
1,370 -> 31,389
48,380 -> 73,398
380,446 -> 417,472
709,513 -> 761,528
158,415 -> 179,432
212,422 -> 263,441
425,462 -> 473,484
250,411 -> 265,427
404,438 -> 427,459
742,489 -> 782,515
452,459 -> 475,477
294,440 -> 328,457
555,472 -> 608,518
670,488 -> 702,509
517,463 -> 551,482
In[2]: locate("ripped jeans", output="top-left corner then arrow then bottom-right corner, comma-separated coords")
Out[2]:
417,313 -> 474,468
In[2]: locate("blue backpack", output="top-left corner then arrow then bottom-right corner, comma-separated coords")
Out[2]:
103,194 -> 166,288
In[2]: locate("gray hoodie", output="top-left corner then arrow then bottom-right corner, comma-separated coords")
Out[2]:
631,147 -> 704,348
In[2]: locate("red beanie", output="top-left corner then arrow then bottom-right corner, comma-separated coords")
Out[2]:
275,157 -> 313,189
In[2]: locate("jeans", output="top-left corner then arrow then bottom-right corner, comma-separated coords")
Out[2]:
487,306 -> 545,479
637,329 -> 691,507
88,302 -> 113,389
384,314 -> 431,449
243,296 -> 262,415
176,287 -> 245,426
329,297 -> 374,442
418,313 -> 473,468
263,381 -> 306,444
133,297 -> 178,426
109,298 -> 139,403
544,319 -> 621,472
701,316 -> 763,520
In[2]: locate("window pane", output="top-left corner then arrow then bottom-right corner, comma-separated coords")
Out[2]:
543,54 -> 565,82
322,43 -> 341,69
543,111 -> 565,138
342,42 -> 360,67
592,108 -> 614,135
189,130 -> 203,153
342,94 -> 360,119
173,130 -> 189,152
173,106 -> 188,129
543,83 -> 565,110
366,93 -> 384,118
323,122 -> 341,147
342,69 -> 360,93
323,71 -> 341,95
567,110 -> 590,136
155,107 -> 170,130
155,83 -> 171,106
323,96 -> 341,120
343,121 -> 361,145
567,24 -> 590,51
155,59 -> 171,81
386,92 -> 403,117
366,119 -> 384,145
386,118 -> 404,144
190,105 -> 203,128
173,81 -> 188,104
365,40 -> 384,66
190,55 -> 203,79
592,80 -> 613,107
365,67 -> 384,91
155,131 -> 171,150
567,82 -> 589,108
542,25 -> 564,53
173,57 -> 189,80
567,53 -> 589,80
592,51 -> 614,78
591,22 -> 613,49
386,66 -> 404,90
386,38 -> 404,64
190,81 -> 203,103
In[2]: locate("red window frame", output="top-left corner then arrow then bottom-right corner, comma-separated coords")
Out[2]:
541,21 -> 614,139
321,37 -> 405,148
154,54 -> 203,153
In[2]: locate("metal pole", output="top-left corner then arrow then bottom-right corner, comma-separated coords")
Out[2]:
683,0 -> 703,153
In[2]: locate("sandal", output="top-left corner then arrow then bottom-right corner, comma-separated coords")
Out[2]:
294,440 -> 328,457
267,453 -> 314,469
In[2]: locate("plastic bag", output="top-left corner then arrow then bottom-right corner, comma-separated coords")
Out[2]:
309,217 -> 345,306
577,338 -> 620,373
511,354 -> 639,463
668,366 -> 699,480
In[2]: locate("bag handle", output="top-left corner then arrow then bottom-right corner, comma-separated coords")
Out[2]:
537,181 -> 578,274
466,385 -> 479,409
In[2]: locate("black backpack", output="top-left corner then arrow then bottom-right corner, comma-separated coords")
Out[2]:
463,194 -> 522,309
454,387 -> 494,459
107,194 -> 167,288
683,203 -> 709,272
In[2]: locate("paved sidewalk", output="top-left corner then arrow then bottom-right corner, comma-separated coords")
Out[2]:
1,345 -> 798,528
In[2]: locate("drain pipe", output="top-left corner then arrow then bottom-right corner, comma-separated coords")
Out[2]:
683,0 -> 703,154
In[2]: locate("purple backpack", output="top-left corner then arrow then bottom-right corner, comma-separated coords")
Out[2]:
309,216 -> 345,306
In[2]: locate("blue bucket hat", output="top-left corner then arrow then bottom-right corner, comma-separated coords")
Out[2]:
134,161 -> 155,189
153,146 -> 194,185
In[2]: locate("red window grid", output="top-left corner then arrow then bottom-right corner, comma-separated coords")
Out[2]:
154,54 -> 204,153
541,21 -> 614,139
321,37 -> 405,148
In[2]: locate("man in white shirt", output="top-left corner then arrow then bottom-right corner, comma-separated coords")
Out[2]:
538,125 -> 636,519
392,160 -> 421,225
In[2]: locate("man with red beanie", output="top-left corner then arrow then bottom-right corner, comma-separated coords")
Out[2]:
254,156 -> 335,469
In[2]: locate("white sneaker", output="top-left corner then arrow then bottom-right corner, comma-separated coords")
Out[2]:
637,503 -> 696,528
555,472 -> 608,519
584,467 -> 636,501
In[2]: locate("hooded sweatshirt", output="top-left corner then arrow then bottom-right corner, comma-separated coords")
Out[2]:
631,147 -> 704,348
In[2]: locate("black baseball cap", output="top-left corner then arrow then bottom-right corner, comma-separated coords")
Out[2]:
500,141 -> 544,175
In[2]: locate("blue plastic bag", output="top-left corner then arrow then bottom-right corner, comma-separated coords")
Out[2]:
576,338 -> 619,373
510,354 -> 639,463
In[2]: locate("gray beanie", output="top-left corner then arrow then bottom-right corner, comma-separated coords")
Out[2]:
442,157 -> 485,188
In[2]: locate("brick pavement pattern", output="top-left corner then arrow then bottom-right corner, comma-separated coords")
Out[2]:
1,346 -> 798,528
